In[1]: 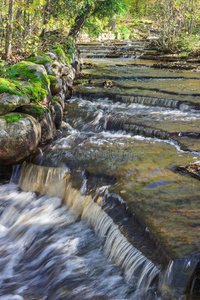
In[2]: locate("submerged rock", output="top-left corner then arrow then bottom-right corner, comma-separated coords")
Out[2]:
0,113 -> 41,165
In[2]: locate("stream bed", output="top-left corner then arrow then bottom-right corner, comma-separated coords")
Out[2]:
1,40 -> 200,299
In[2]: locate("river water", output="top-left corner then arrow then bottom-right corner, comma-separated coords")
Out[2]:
1,40 -> 200,299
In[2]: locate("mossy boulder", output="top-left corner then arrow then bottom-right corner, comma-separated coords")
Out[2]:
0,113 -> 41,165
49,76 -> 63,95
27,55 -> 52,66
52,61 -> 62,77
52,46 -> 66,64
43,60 -> 62,77
0,61 -> 51,104
17,104 -> 49,122
17,104 -> 55,141
0,92 -> 30,116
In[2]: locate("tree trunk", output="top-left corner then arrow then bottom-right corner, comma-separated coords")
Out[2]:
0,13 -> 4,48
108,15 -> 116,32
40,0 -> 51,37
4,0 -> 14,59
68,3 -> 94,40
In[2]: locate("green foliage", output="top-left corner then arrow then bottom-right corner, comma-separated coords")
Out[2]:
115,25 -> 131,39
84,17 -> 104,38
93,0 -> 128,18
4,114 -> 22,122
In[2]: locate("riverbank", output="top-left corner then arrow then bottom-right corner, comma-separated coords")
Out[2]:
0,33 -> 82,171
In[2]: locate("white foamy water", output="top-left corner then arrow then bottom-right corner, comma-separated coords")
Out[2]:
0,183 -> 160,300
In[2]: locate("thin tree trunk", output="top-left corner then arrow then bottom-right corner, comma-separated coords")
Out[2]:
40,0 -> 50,36
68,3 -> 94,40
4,0 -> 14,59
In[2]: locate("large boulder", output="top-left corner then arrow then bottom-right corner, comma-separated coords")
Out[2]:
17,104 -> 56,141
45,60 -> 62,77
11,61 -> 51,103
0,93 -> 30,115
0,113 -> 41,165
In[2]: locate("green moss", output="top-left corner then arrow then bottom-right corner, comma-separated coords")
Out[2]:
53,46 -> 65,56
48,75 -> 57,86
27,57 -> 52,65
27,57 -> 37,63
8,61 -> 49,102
66,53 -> 72,64
19,104 -> 49,121
52,45 -> 66,64
29,105 -> 47,115
4,114 -> 22,122
11,61 -> 49,86
0,78 -> 26,96
37,53 -> 52,62
52,96 -> 59,104
0,62 -> 49,103
0,85 -> 22,96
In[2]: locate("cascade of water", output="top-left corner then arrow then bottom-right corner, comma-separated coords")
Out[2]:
0,183 -> 139,299
18,162 -> 160,295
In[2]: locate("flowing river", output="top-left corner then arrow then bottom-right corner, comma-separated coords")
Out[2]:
1,40 -> 200,299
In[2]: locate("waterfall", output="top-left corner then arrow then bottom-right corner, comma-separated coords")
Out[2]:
18,162 -> 160,293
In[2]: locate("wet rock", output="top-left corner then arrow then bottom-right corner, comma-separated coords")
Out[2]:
0,113 -> 41,165
40,108 -> 56,141
0,93 -> 30,116
52,101 -> 63,128
175,163 -> 200,180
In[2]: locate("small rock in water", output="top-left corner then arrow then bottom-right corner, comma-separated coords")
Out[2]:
102,79 -> 113,88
